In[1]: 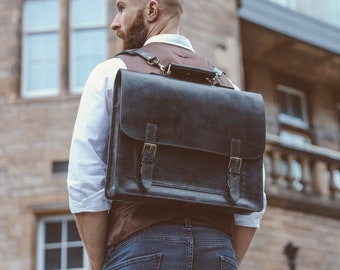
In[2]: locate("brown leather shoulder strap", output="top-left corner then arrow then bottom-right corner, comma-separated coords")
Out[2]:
115,43 -> 234,89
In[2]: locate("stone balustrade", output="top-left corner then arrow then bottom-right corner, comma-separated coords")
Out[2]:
264,133 -> 340,203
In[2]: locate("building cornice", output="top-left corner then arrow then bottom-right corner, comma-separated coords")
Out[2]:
238,0 -> 340,55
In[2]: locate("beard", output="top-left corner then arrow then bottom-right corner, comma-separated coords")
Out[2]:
118,10 -> 149,50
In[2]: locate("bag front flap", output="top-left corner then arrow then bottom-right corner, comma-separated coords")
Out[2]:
115,70 -> 265,159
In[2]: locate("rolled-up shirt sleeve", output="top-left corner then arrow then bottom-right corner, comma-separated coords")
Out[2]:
234,165 -> 267,228
67,58 -> 126,214
234,192 -> 267,228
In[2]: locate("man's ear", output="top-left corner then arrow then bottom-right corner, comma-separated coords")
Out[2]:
146,0 -> 160,22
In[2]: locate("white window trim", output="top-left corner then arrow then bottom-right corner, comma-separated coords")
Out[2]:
36,215 -> 89,270
277,84 -> 309,129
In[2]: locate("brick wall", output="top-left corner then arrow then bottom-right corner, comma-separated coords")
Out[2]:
182,0 -> 244,86
0,0 -> 88,268
242,206 -> 340,270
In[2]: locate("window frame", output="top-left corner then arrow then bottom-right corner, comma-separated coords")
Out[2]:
36,215 -> 89,270
21,0 -> 60,99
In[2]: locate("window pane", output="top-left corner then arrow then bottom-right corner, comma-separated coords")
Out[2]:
25,32 -> 59,92
38,216 -> 89,270
291,94 -> 303,119
45,248 -> 61,270
67,247 -> 84,268
69,0 -> 107,93
67,220 -> 81,242
278,86 -> 306,122
24,0 -> 59,30
278,90 -> 289,115
45,222 -> 62,244
71,29 -> 107,91
71,0 -> 107,27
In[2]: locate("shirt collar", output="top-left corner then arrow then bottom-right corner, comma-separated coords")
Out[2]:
144,34 -> 195,52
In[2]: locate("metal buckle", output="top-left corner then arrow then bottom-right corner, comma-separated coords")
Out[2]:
142,143 -> 157,158
164,64 -> 173,76
228,157 -> 242,172
147,57 -> 166,73
146,57 -> 159,66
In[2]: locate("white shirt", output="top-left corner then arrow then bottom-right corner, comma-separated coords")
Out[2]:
67,34 -> 266,228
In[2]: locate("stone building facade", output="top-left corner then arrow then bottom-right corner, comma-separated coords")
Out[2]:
0,0 -> 339,269
239,1 -> 340,269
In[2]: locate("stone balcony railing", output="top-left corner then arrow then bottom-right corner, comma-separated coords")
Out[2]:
264,133 -> 340,218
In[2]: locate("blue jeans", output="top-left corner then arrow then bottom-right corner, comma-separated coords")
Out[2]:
103,218 -> 238,270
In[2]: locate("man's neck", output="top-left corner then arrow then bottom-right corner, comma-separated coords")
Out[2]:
146,19 -> 180,40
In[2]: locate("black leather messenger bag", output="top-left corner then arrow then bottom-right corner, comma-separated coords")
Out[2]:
105,62 -> 266,214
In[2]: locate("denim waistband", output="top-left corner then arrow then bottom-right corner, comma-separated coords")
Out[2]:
169,217 -> 216,228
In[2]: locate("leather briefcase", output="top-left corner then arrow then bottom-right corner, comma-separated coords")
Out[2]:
105,69 -> 266,214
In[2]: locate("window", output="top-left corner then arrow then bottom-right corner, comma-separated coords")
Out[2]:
22,0 -> 108,98
70,0 -> 108,93
37,215 -> 89,270
277,85 -> 309,129
22,0 -> 60,98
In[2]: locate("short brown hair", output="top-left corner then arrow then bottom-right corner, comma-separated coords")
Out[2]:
161,0 -> 183,17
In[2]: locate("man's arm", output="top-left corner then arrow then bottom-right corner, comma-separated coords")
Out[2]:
75,211 -> 109,270
67,60 -> 128,269
232,225 -> 256,267
233,165 -> 267,266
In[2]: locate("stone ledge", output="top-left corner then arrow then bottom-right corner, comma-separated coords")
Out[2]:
27,202 -> 70,217
267,188 -> 340,220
